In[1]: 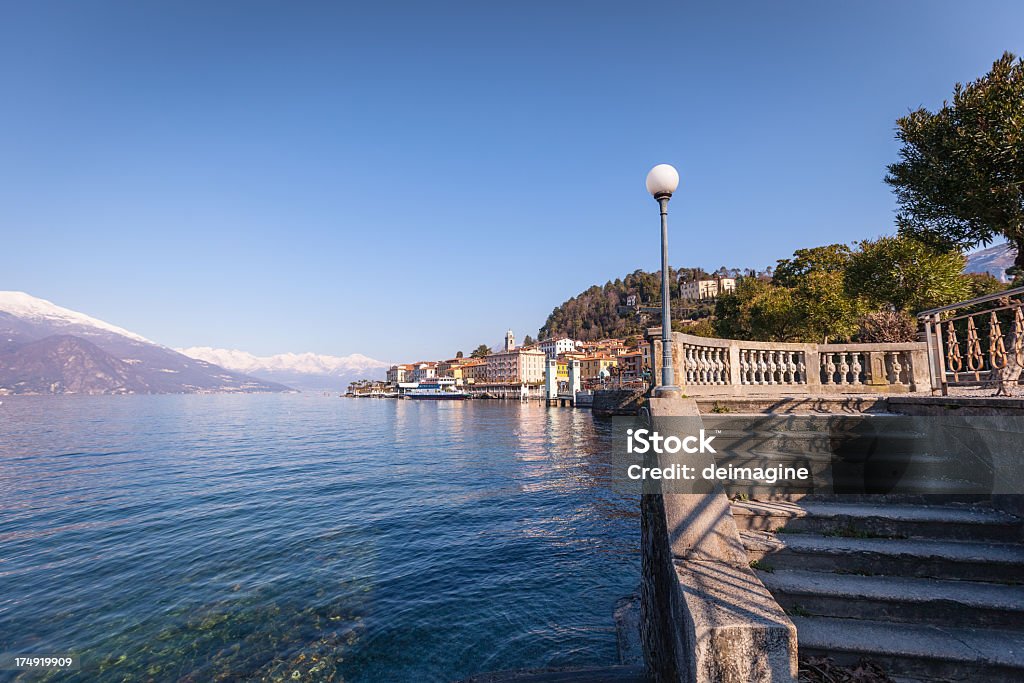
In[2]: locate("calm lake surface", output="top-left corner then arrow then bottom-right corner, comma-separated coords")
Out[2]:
0,395 -> 639,682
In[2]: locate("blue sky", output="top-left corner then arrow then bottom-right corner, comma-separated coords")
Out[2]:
2,1 -> 1022,361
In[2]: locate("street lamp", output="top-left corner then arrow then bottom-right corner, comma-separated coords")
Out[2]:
646,163 -> 680,396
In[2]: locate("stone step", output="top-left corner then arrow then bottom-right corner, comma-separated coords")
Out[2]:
732,500 -> 1021,541
726,475 -> 995,500
757,568 -> 1024,629
742,530 -> 1024,582
791,615 -> 1024,682
740,493 -> 992,505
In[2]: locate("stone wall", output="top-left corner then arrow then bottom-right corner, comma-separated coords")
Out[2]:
593,389 -> 647,416
640,396 -> 797,682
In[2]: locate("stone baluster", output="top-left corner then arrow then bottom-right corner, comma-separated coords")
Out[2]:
756,351 -> 768,384
838,353 -> 851,385
889,352 -> 903,385
786,352 -> 797,384
850,352 -> 863,385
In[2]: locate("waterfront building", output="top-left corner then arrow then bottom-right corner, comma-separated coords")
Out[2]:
412,362 -> 438,383
460,359 -> 488,384
580,354 -> 618,381
538,337 -> 579,360
386,364 -> 414,385
485,347 -> 546,384
437,358 -> 468,379
679,277 -> 736,301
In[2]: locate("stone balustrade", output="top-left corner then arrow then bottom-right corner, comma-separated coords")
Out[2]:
648,330 -> 930,396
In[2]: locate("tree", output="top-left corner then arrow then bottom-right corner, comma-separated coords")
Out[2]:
714,277 -> 802,341
470,344 -> 491,358
845,235 -> 971,312
793,270 -> 865,343
886,52 -> 1024,273
455,351 -> 464,359
523,334 -> 535,346
962,272 -> 1007,298
773,244 -> 853,287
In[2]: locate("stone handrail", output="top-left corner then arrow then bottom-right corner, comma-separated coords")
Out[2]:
647,330 -> 930,396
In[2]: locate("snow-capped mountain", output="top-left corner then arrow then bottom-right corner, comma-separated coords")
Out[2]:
177,347 -> 389,391
965,242 -> 1016,282
0,291 -> 290,395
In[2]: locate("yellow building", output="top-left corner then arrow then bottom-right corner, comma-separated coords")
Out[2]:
460,359 -> 488,384
556,361 -> 568,381
580,354 -> 617,380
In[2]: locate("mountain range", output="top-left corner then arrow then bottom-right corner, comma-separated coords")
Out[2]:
965,242 -> 1016,282
0,292 -> 290,395
176,347 -> 390,392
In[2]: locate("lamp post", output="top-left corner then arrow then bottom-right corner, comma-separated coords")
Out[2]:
646,163 -> 680,396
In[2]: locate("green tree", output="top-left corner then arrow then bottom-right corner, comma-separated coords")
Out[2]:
793,270 -> 865,343
962,272 -> 1007,298
523,334 -> 535,346
773,244 -> 853,287
845,235 -> 971,312
455,350 -> 464,359
886,52 -> 1024,273
470,344 -> 491,358
714,277 -> 801,341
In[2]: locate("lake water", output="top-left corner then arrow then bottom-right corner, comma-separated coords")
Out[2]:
0,395 -> 639,682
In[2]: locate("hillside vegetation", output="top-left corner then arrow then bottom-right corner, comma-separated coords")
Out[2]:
537,267 -> 744,341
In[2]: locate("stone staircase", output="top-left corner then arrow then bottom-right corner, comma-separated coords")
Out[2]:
735,496 -> 1024,681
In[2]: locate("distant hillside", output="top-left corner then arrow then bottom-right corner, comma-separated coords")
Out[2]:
0,335 -> 152,395
0,291 -> 290,395
965,242 -> 1016,281
538,267 -> 739,341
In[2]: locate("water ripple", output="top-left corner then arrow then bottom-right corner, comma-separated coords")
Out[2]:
0,395 -> 638,682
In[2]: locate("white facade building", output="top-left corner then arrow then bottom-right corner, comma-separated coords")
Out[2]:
411,362 -> 437,383
679,278 -> 736,301
538,337 -> 579,360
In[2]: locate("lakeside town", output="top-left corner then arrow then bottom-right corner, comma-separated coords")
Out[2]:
346,329 -> 650,401
345,277 -> 741,401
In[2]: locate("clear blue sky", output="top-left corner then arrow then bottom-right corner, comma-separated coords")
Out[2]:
3,1 -> 1022,361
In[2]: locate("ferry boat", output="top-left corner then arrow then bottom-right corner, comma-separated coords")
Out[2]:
404,378 -> 469,400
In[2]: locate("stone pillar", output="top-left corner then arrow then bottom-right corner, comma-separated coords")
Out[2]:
867,351 -> 888,386
568,360 -> 581,395
545,359 -> 558,400
805,347 -> 823,390
727,342 -> 741,387
909,348 -> 931,392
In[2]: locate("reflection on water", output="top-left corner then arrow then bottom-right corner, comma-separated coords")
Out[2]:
0,395 -> 638,682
